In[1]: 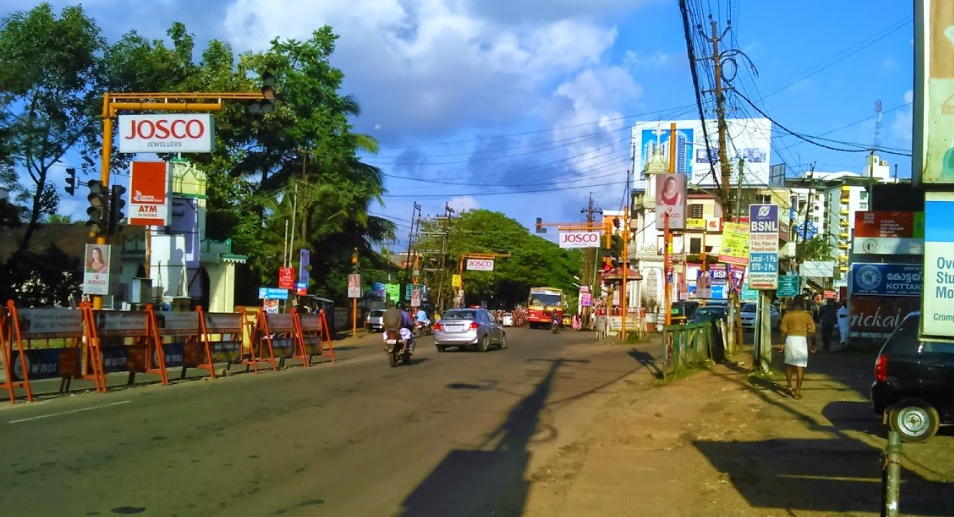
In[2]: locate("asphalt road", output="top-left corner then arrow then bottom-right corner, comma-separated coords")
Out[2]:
0,327 -> 645,517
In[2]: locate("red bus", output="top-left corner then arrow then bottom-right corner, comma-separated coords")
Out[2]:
526,287 -> 565,329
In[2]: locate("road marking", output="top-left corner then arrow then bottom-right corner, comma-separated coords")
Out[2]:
8,400 -> 131,424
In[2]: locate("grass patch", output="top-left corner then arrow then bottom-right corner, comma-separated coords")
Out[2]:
654,362 -> 710,384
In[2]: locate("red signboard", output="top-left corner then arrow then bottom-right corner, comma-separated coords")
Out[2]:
278,267 -> 295,289
853,211 -> 917,238
823,290 -> 838,300
129,161 -> 171,226
848,296 -> 920,342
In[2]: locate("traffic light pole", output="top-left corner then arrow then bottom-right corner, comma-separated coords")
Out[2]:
94,90 -> 273,310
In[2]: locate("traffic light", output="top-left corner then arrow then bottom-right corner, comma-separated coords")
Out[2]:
65,168 -> 77,196
612,217 -> 620,229
603,256 -> 612,272
351,247 -> 359,273
86,180 -> 108,235
603,220 -> 612,249
108,184 -> 127,236
535,217 -> 546,233
248,71 -> 277,114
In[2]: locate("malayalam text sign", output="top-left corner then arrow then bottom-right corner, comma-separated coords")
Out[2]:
850,263 -> 923,297
558,230 -> 602,249
922,192 -> 954,337
466,258 -> 495,271
118,114 -> 215,154
747,204 -> 779,290
129,161 -> 172,226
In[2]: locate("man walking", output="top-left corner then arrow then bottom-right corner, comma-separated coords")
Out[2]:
818,299 -> 838,352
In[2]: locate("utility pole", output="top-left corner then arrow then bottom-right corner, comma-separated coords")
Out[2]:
402,202 -> 422,302
434,203 -> 454,312
711,19 -> 734,219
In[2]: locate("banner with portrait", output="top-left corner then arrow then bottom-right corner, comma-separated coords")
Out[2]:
83,244 -> 111,296
655,173 -> 687,230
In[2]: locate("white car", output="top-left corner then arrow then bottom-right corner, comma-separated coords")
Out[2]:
740,303 -> 780,331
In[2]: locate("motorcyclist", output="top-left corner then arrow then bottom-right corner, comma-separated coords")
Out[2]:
399,304 -> 415,353
551,307 -> 560,328
382,301 -> 404,350
415,307 -> 430,330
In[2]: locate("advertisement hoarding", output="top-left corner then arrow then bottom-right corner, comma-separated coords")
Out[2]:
747,204 -> 779,290
849,296 -> 920,342
129,161 -> 172,226
718,222 -> 750,266
852,237 -> 924,255
348,274 -> 361,298
558,230 -> 602,249
853,211 -> 924,238
922,192 -> 954,337
655,172 -> 687,230
466,258 -> 495,271
913,1 -> 954,185
631,118 -> 772,188
83,244 -> 111,296
850,263 -> 923,297
118,114 -> 215,154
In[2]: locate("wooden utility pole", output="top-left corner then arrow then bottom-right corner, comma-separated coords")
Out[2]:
711,20 -> 734,219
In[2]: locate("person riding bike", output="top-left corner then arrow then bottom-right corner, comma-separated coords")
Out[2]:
382,301 -> 408,351
415,307 -> 430,329
398,304 -> 415,353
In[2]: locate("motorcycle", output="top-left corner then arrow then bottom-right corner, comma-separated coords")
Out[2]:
551,312 -> 561,334
415,320 -> 432,337
384,329 -> 413,367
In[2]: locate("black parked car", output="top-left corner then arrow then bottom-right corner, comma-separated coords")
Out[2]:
871,312 -> 954,443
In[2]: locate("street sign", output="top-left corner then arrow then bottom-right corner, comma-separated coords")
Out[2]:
748,204 -> 779,290
776,275 -> 800,298
451,275 -> 461,287
278,267 -> 295,289
348,274 -> 361,298
258,287 -> 289,300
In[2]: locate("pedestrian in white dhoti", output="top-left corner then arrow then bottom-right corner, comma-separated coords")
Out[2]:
836,300 -> 849,348
777,296 -> 816,400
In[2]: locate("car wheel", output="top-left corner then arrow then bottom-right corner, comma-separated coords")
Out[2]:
478,335 -> 489,352
888,399 -> 940,444
498,333 -> 508,350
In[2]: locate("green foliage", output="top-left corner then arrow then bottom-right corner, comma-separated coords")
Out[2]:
798,235 -> 833,262
417,210 -> 580,309
0,3 -> 106,252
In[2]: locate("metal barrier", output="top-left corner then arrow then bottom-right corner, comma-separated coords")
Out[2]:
662,321 -> 714,380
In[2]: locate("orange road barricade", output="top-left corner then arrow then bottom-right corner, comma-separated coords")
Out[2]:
89,306 -> 167,388
240,307 -> 278,373
295,309 -> 335,364
148,306 -> 217,381
199,309 -> 251,376
0,301 -> 96,403
253,309 -> 303,369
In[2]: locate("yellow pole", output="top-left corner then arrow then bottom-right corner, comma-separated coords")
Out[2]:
458,256 -> 465,307
352,298 -> 357,337
621,205 -> 629,340
93,94 -> 113,310
664,122 -> 677,326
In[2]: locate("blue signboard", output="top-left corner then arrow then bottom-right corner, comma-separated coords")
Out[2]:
748,204 -> 780,290
850,263 -> 922,297
708,268 -> 728,285
258,287 -> 290,300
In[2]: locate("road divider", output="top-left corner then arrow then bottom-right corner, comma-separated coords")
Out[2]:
0,301 -> 335,404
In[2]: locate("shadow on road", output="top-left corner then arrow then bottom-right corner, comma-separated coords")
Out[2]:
393,358 -> 572,517
695,361 -> 953,516
694,436 -> 951,516
627,348 -> 662,378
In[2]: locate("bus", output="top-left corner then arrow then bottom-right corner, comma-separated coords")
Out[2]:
526,287 -> 565,329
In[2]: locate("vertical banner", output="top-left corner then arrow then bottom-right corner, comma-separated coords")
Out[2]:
297,249 -> 310,293
747,204 -> 779,290
655,172 -> 687,230
921,192 -> 954,337
348,274 -> 361,298
129,161 -> 172,226
83,244 -> 111,295
914,1 -> 954,184
278,267 -> 295,290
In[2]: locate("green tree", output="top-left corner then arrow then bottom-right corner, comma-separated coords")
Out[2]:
799,235 -> 833,262
0,3 -> 106,254
417,210 -> 579,309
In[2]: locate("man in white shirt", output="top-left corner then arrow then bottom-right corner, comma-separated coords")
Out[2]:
836,301 -> 849,348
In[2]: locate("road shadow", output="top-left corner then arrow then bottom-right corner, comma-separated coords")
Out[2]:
693,437 -> 952,515
392,359 -> 568,517
822,400 -> 884,434
627,348 -> 662,379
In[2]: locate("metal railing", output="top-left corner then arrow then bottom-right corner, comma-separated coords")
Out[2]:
662,321 -> 716,380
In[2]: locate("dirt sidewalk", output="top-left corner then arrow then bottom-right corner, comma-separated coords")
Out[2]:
524,340 -> 954,517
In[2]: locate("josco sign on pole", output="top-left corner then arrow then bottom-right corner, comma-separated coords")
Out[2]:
118,114 -> 215,153
466,258 -> 495,271
558,230 -> 602,249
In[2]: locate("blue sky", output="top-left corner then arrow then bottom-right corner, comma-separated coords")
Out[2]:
3,0 -> 915,249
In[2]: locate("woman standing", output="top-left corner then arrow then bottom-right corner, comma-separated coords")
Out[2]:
777,296 -> 816,400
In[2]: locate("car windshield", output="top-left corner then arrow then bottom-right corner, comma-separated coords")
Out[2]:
370,310 -> 384,317
443,310 -> 476,320
740,303 -> 756,313
694,308 -> 725,318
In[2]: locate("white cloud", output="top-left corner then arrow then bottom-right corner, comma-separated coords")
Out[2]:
622,49 -> 670,70
446,195 -> 479,212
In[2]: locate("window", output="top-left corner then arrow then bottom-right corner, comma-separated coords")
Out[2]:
688,204 -> 704,219
689,238 -> 702,254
